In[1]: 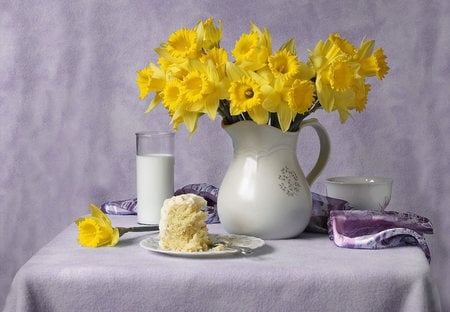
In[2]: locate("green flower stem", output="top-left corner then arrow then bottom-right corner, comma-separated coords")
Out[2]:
117,226 -> 159,237
218,100 -> 244,125
269,113 -> 280,128
289,100 -> 322,132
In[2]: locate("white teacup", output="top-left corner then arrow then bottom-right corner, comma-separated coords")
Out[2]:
324,176 -> 393,211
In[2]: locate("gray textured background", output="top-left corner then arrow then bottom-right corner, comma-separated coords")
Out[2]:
1,0 -> 449,310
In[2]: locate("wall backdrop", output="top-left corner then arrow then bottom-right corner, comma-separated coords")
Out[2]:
1,0 -> 449,310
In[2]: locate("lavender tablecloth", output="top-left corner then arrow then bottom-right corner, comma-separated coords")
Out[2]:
3,216 -> 441,312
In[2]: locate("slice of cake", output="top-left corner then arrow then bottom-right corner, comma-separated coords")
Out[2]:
159,193 -> 211,252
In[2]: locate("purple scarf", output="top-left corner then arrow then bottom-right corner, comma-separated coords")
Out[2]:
100,184 -> 433,261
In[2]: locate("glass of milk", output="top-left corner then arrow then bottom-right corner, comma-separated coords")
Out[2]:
136,131 -> 175,224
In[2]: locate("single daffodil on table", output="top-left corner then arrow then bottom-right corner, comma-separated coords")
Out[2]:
75,204 -> 158,247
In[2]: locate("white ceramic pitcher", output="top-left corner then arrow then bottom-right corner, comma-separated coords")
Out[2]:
217,118 -> 330,239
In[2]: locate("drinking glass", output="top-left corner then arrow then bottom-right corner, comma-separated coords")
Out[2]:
136,131 -> 175,224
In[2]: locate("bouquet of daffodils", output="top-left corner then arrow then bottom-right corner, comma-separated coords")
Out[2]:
137,18 -> 388,134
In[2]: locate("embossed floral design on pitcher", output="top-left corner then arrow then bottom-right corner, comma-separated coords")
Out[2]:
279,165 -> 301,197
217,119 -> 330,239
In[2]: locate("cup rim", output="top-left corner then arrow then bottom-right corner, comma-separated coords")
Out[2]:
135,131 -> 175,137
325,176 -> 392,185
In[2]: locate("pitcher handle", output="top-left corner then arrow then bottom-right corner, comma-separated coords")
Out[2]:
300,118 -> 330,185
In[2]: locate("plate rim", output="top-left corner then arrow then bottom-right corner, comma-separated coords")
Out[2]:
140,233 -> 264,257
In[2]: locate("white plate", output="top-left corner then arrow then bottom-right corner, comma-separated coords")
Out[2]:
140,233 -> 265,257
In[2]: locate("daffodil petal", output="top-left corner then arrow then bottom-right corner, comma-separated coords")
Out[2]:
108,228 -> 120,247
277,103 -> 293,132
90,204 -> 112,227
248,105 -> 269,125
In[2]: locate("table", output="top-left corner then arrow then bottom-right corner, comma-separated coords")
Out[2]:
3,216 -> 441,312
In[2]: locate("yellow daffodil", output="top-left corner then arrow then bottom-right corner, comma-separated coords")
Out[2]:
226,62 -> 268,124
288,79 -> 315,115
261,80 -> 293,132
161,79 -> 202,134
250,22 -> 272,56
187,61 -> 228,120
354,38 -> 389,80
327,57 -> 359,92
75,204 -> 119,248
329,33 -> 357,56
162,79 -> 184,112
74,205 -> 159,248
136,63 -> 166,100
258,38 -> 316,131
166,28 -> 200,59
358,48 -> 389,80
260,77 -> 315,132
183,70 -> 214,103
314,68 -> 358,123
309,33 -> 354,70
228,76 -> 262,113
268,50 -> 300,80
232,23 -> 271,71
137,19 -> 388,132
307,32 -> 389,123
233,32 -> 260,62
201,47 -> 228,77
195,18 -> 223,50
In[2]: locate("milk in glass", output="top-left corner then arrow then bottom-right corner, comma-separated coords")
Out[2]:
136,154 -> 174,224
